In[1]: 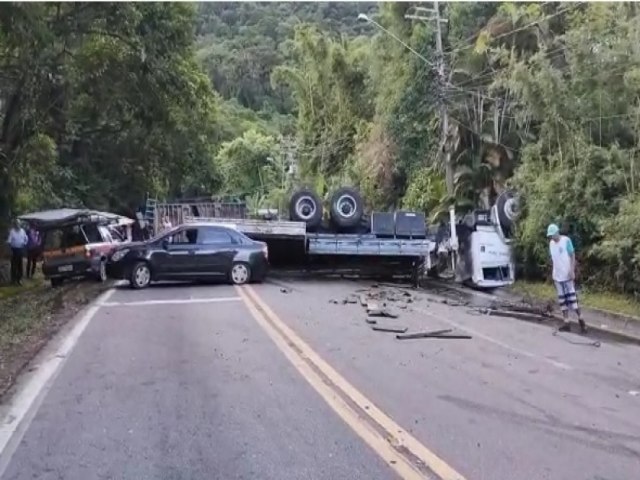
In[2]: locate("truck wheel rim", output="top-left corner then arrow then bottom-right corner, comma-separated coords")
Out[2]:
504,197 -> 519,221
135,265 -> 150,286
336,194 -> 357,218
232,264 -> 249,284
295,196 -> 316,220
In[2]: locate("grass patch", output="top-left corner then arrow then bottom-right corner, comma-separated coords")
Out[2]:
0,276 -> 47,300
0,279 -> 108,398
513,281 -> 640,318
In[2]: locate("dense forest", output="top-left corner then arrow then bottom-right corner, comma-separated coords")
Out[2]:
3,2 -> 640,294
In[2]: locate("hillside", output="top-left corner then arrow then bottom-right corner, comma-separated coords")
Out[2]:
195,2 -> 376,113
5,2 -> 640,295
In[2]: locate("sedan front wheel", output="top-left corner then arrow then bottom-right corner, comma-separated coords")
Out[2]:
130,262 -> 152,289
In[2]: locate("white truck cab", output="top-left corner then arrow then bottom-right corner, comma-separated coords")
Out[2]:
453,191 -> 519,289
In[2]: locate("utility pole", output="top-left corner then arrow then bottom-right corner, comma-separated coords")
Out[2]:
405,2 -> 453,197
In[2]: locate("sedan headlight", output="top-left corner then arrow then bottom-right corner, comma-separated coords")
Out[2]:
111,249 -> 129,262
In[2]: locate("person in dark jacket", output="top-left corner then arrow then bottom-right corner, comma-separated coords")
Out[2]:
26,224 -> 42,279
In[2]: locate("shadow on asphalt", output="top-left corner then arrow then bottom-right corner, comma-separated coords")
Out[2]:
114,279 -> 230,290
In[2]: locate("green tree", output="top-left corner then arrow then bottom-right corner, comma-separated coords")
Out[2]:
0,3 -> 224,223
215,129 -> 278,196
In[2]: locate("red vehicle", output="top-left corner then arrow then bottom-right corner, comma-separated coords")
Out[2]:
19,209 -> 130,287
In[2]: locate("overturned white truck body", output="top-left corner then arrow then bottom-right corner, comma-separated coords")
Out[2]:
452,190 -> 518,289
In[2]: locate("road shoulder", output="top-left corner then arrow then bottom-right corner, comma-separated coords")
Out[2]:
0,284 -> 116,472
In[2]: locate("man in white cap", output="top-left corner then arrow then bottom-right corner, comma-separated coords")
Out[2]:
547,223 -> 587,333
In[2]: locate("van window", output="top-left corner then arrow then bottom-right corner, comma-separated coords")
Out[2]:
44,226 -> 87,250
82,224 -> 104,243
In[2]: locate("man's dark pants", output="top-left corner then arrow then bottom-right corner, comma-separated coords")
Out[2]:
10,247 -> 24,284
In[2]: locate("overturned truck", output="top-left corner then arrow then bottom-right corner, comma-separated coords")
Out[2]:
148,187 -> 518,289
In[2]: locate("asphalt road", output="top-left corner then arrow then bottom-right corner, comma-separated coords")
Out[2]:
1,277 -> 640,480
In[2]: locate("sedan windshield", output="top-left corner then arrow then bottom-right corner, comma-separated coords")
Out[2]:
148,226 -> 180,243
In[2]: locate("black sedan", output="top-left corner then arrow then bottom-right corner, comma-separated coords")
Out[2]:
107,223 -> 269,289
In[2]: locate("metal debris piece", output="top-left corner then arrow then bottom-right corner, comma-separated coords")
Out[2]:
366,301 -> 380,312
372,326 -> 408,334
368,309 -> 399,319
397,329 -> 451,339
488,301 -> 553,316
280,287 -> 291,294
484,310 -> 548,322
440,298 -> 469,307
378,283 -> 414,290
359,294 -> 368,306
365,318 -> 377,325
396,329 -> 472,340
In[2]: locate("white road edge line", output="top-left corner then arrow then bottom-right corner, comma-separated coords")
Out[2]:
413,306 -> 574,371
0,284 -> 119,469
100,297 -> 241,307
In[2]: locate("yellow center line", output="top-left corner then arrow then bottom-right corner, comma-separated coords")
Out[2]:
236,285 -> 467,480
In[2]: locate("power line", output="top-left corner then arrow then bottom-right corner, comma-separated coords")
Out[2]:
442,5 -> 579,58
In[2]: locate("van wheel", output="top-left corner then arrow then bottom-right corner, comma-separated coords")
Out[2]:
230,262 -> 251,285
50,278 -> 63,288
97,259 -> 107,282
130,262 -> 152,289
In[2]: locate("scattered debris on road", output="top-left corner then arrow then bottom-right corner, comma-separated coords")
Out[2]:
346,283 -> 478,341
431,297 -> 469,307
279,287 -> 291,294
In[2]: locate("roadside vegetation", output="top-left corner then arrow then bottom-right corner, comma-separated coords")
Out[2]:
0,277 -> 109,397
3,2 -> 640,310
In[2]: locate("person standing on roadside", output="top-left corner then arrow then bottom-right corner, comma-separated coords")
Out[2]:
26,224 -> 42,279
6,219 -> 28,285
547,223 -> 587,333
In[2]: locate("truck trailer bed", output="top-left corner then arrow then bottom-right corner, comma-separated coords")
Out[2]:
186,216 -> 435,258
307,233 -> 435,257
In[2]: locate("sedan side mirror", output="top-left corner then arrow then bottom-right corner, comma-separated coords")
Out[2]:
161,239 -> 170,250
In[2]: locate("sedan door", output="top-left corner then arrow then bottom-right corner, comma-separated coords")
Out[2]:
195,227 -> 238,276
153,227 -> 200,277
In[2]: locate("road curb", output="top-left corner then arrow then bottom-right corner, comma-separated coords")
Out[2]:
420,280 -> 640,346
557,316 -> 640,346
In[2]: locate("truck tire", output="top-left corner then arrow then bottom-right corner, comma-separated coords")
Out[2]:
329,187 -> 364,230
289,188 -> 323,229
496,190 -> 519,233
